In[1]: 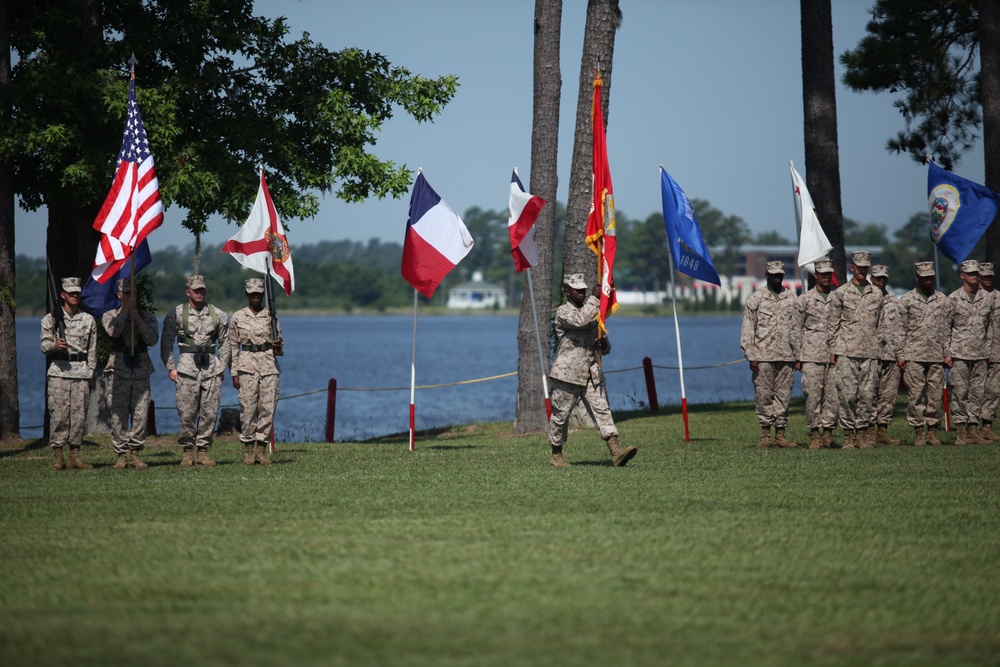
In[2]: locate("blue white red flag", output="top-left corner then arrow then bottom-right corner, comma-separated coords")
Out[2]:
91,78 -> 164,283
508,169 -> 545,272
222,171 -> 296,295
81,239 -> 152,318
401,172 -> 474,298
660,166 -> 720,286
928,161 -> 1000,263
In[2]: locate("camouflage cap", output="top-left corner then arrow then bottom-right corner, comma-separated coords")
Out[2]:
765,260 -> 785,274
186,274 -> 207,290
870,264 -> 889,278
563,273 -> 588,289
245,278 -> 265,293
979,262 -> 994,277
915,261 -> 935,277
813,259 -> 835,274
60,277 -> 82,293
851,250 -> 871,266
960,259 -> 980,274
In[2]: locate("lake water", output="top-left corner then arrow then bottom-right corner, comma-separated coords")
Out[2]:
15,313 -> 775,442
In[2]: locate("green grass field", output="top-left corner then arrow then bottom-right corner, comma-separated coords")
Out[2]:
2,401 -> 999,667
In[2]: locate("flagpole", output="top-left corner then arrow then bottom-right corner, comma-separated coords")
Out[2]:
789,161 -> 808,295
525,268 -> 552,419
666,251 -> 691,442
409,288 -> 418,451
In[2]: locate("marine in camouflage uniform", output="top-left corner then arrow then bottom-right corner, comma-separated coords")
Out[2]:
741,260 -> 800,448
947,259 -> 993,445
828,251 -> 883,449
229,278 -> 283,465
795,258 -> 838,448
870,265 -> 903,445
976,262 -> 1000,442
898,262 -> 953,445
40,277 -> 97,470
160,275 -> 230,466
103,279 -> 159,469
547,273 -> 636,468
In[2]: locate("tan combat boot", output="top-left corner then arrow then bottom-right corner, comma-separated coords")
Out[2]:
180,447 -> 195,467
113,453 -> 129,469
926,425 -> 942,446
757,427 -> 772,449
966,424 -> 988,445
195,448 -> 216,467
254,444 -> 272,466
821,430 -> 834,448
773,428 -> 797,448
50,447 -> 65,471
876,425 -> 900,445
954,424 -> 969,446
606,435 -> 637,467
980,421 -> 999,442
67,447 -> 93,470
128,451 -> 148,469
549,446 -> 570,468
808,429 -> 822,449
243,444 -> 256,465
842,431 -> 857,449
858,427 -> 875,449
913,426 -> 927,446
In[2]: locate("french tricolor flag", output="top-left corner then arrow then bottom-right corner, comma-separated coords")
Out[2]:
401,171 -> 475,298
508,169 -> 546,272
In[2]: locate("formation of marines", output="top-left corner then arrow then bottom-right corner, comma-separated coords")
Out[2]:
742,252 -> 1000,448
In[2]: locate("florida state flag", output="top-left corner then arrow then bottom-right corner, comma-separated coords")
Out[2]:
584,69 -> 618,336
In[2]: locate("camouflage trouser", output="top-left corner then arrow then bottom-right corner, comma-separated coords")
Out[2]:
981,362 -> 1000,423
800,361 -> 837,429
871,359 -> 901,426
47,376 -> 89,449
835,356 -> 876,431
175,372 -> 222,449
949,358 -> 987,426
237,372 -> 279,445
548,377 -> 618,448
751,361 -> 794,428
903,361 -> 945,428
106,372 -> 151,454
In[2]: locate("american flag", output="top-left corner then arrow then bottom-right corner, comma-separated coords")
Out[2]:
91,77 -> 164,283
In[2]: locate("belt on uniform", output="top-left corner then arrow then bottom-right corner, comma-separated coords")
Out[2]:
53,352 -> 88,362
240,343 -> 273,352
178,344 -> 215,354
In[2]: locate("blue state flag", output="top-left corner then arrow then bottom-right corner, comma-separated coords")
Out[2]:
928,161 -> 999,264
660,166 -> 721,286
82,238 -> 152,318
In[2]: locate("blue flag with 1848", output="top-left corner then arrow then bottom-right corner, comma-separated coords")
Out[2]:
660,166 -> 720,286
928,161 -> 999,264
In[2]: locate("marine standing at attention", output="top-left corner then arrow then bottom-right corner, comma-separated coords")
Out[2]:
229,278 -> 283,465
946,259 -> 993,445
795,258 -> 838,448
870,264 -> 903,445
161,275 -> 230,466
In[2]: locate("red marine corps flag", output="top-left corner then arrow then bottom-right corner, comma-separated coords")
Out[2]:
222,170 -> 295,296
585,67 -> 618,336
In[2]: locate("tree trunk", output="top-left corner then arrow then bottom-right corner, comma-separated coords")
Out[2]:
47,202 -> 102,282
513,0 -> 562,434
564,0 -> 621,281
980,0 -> 1000,267
0,0 -> 18,440
800,0 -> 846,283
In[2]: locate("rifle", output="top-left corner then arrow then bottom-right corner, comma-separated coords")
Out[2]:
263,265 -> 282,357
46,260 -> 66,341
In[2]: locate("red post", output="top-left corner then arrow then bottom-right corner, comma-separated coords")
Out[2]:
325,378 -> 337,443
642,356 -> 659,412
147,399 -> 156,435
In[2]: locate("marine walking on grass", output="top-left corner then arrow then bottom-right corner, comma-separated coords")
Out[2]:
228,278 -> 283,465
741,260 -> 800,448
870,264 -> 903,445
102,278 -> 159,469
160,275 -> 230,466
946,259 -> 993,445
40,277 -> 98,470
546,273 -> 636,468
795,258 -> 838,449
976,262 -> 1000,442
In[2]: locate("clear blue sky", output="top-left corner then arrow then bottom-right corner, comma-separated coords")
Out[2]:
14,0 -> 987,259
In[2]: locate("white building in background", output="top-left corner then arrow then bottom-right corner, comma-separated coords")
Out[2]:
447,271 -> 508,310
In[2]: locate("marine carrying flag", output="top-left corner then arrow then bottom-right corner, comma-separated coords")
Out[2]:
401,171 -> 475,298
585,70 -> 618,335
659,166 -> 721,286
222,171 -> 296,296
508,169 -> 545,272
81,239 -> 152,318
928,161 -> 1000,264
91,77 -> 164,283
790,162 -> 833,272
